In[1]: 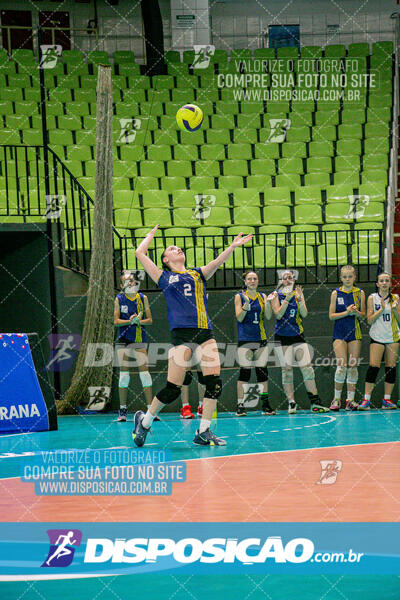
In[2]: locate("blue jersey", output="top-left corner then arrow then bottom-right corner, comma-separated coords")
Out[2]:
157,268 -> 211,331
274,291 -> 303,336
116,292 -> 147,343
332,286 -> 362,341
237,291 -> 266,342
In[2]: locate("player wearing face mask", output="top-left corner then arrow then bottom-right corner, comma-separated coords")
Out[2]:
114,271 -> 154,422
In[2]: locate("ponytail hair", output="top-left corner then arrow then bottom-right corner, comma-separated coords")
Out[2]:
160,249 -> 172,271
377,271 -> 395,303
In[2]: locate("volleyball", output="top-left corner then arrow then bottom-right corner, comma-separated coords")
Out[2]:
176,104 -> 204,132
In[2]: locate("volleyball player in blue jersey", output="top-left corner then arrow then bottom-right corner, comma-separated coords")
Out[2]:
235,270 -> 276,416
329,265 -> 366,411
271,270 -> 329,413
114,271 -> 154,421
132,225 -> 252,446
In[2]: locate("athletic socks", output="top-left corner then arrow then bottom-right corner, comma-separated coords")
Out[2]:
334,388 -> 342,400
384,394 -> 391,401
364,394 -> 371,401
142,408 -> 155,429
347,390 -> 355,401
199,418 -> 211,434
237,397 -> 243,405
259,392 -> 269,402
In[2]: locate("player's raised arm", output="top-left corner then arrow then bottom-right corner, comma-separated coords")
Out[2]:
200,233 -> 253,280
135,225 -> 163,284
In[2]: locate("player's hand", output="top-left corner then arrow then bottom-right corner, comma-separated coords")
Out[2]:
267,291 -> 277,302
147,225 -> 159,238
231,232 -> 253,248
346,304 -> 356,314
243,298 -> 251,311
130,313 -> 139,324
393,298 -> 400,312
295,285 -> 304,301
381,297 -> 386,310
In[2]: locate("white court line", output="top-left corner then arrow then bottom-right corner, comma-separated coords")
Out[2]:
0,573 -> 118,581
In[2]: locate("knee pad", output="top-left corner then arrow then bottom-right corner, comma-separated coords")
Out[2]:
238,368 -> 251,382
385,366 -> 396,384
197,370 -> 206,386
255,366 -> 268,382
282,368 -> 293,385
346,366 -> 358,385
203,374 -> 222,399
301,365 -> 315,381
183,370 -> 193,386
119,371 -> 130,388
139,370 -> 152,388
156,381 -> 181,405
334,365 -> 347,384
366,365 -> 380,384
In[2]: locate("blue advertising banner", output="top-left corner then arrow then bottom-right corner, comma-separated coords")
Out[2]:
0,333 -> 50,434
0,523 -> 399,579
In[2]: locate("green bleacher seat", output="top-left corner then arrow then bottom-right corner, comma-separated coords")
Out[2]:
165,50 -> 181,63
286,244 -> 315,266
163,227 -> 194,248
279,157 -> 303,174
355,201 -> 384,222
294,186 -> 323,204
274,174 -> 301,189
232,189 -> 260,206
325,202 -> 353,223
317,243 -> 348,266
352,242 -> 380,264
233,206 -> 261,225
189,176 -> 215,190
113,190 -> 140,209
314,110 -> 339,126
354,222 -> 383,243
160,176 -> 186,191
174,144 -> 199,161
88,51 -> 110,65
223,159 -> 248,176
247,175 -> 271,189
141,207 -> 171,227
348,43 -> 369,56
307,156 -> 332,173
262,205 -> 291,225
336,139 -> 362,156
201,206 -> 231,226
333,172 -> 359,187
372,41 -> 393,54
218,175 -> 244,190
358,183 -> 386,203
294,205 -> 323,225
321,224 -> 351,244
281,142 -> 307,159
114,207 -> 142,228
147,144 -> 172,161
335,155 -> 360,172
251,246 -> 282,268
325,184 -> 354,203
196,226 -> 225,249
135,177 -> 159,191
263,187 -> 291,205
301,46 -> 322,58
304,173 -> 330,187
257,225 -> 286,246
324,44 -> 346,57
195,160 -> 220,177
174,207 -> 201,227
291,225 -> 319,245
141,190 -> 169,208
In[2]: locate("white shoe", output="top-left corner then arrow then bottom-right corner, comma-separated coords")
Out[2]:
288,402 -> 297,414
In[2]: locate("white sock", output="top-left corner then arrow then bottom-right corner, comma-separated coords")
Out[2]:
364,394 -> 371,401
237,397 -> 244,405
334,388 -> 342,400
182,402 -> 189,407
199,418 -> 211,434
142,409 -> 155,429
198,400 -> 203,407
347,390 -> 355,401
384,394 -> 391,401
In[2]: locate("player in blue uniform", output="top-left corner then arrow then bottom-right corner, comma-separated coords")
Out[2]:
114,271 -> 153,422
271,270 -> 328,413
329,265 -> 366,411
235,270 -> 276,416
132,225 -> 252,447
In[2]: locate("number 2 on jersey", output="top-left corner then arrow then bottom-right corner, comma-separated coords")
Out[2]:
183,283 -> 192,297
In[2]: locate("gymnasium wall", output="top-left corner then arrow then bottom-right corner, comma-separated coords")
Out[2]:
0,0 -> 396,60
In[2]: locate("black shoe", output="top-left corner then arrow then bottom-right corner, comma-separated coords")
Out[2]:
235,403 -> 247,416
261,400 -> 276,415
193,428 -> 227,446
132,410 -> 151,447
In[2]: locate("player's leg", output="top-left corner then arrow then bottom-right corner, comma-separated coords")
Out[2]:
116,346 -> 129,421
331,339 -> 347,411
133,344 -> 191,446
254,343 -> 274,415
236,345 -> 252,416
275,343 -> 296,412
134,347 -> 153,406
294,342 -> 329,413
180,370 -> 195,419
360,342 -> 385,410
194,338 -> 226,446
346,340 -> 362,410
196,370 -> 206,416
382,342 -> 399,409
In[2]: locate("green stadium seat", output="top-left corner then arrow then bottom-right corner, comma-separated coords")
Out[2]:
254,143 -> 280,159
165,50 -> 181,63
48,129 -> 73,146
263,205 -> 292,225
247,175 -> 271,189
281,142 -> 306,159
361,169 -> 387,185
279,157 -> 303,174
199,144 -> 224,161
140,160 -> 165,178
336,139 -> 362,156
285,126 -> 310,143
195,160 -> 220,177
312,125 -> 337,142
289,112 -> 313,128
218,175 -> 244,190
183,51 -> 195,65
174,144 -> 199,161
341,108 -> 365,124
348,43 -> 370,56
223,160 -> 248,177
335,155 -> 360,172
114,207 -> 142,228
142,207 -> 171,227
196,226 -> 225,249
294,186 -> 323,204
113,160 -> 138,178
119,64 -> 140,77
114,190 -> 140,209
333,172 -> 359,187
306,156 -> 331,173
317,243 -> 348,266
180,130 -> 205,145
163,227 -> 194,248
189,176 -> 215,191
364,122 -> 390,138
232,188 -> 260,206
167,160 -> 193,178
0,88 -> 23,102
358,183 -> 386,203
326,184 -> 354,203
257,225 -> 286,246
135,177 -> 159,191
304,173 -> 330,187
88,51 -> 110,65
173,207 -> 201,227
324,44 -> 346,57
199,206 -> 231,226
250,246 -> 282,268
325,202 -> 353,223
290,225 -> 319,246
119,146 -> 145,162
314,110 -> 339,126
170,190 -> 196,208
338,123 -> 363,139
321,223 -> 351,244
227,143 -> 252,160
307,141 -> 332,157
141,190 -> 169,208
160,176 -> 187,191
263,187 -> 291,205
274,174 -> 301,189
364,137 -> 390,155
147,144 -> 172,161
153,129 -> 179,145
236,114 -> 261,130
355,201 -> 384,222
285,244 -> 315,266
352,242 -> 380,264
372,41 -> 393,54
354,222 -> 383,244
195,189 -> 231,207
113,50 -> 135,64
294,205 -> 323,225
233,128 -> 257,143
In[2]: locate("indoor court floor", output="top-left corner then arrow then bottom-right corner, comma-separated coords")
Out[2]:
1,410 -> 400,599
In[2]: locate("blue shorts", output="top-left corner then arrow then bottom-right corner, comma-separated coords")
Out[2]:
333,332 -> 358,342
